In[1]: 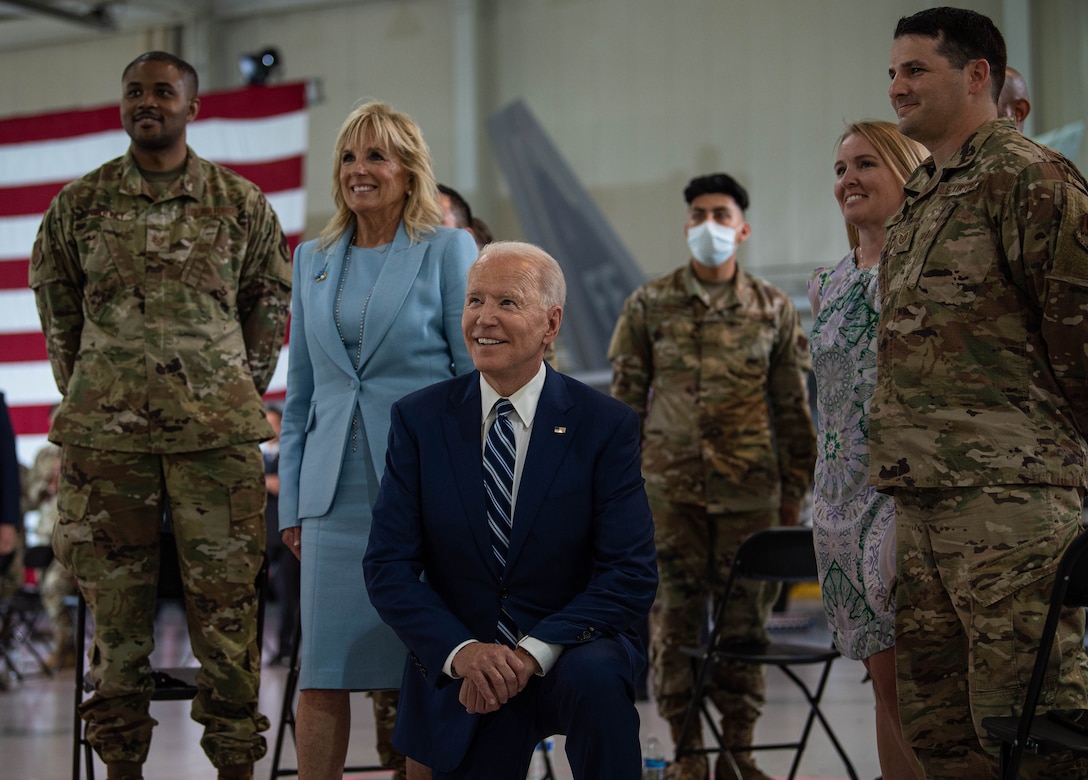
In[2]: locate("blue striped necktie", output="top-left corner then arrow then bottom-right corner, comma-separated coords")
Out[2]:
483,398 -> 519,647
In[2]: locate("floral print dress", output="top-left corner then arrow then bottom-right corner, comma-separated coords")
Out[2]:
808,250 -> 895,660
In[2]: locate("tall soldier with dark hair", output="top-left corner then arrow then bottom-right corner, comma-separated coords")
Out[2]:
29,51 -> 291,780
877,7 -> 1088,777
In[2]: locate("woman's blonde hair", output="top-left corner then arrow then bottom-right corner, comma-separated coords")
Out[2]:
836,120 -> 927,249
318,101 -> 442,249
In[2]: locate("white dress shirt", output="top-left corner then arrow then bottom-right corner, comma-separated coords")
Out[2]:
443,362 -> 564,677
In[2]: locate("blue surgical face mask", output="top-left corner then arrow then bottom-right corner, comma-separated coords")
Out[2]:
686,220 -> 738,267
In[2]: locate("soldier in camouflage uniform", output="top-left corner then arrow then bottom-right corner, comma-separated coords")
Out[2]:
28,52 -> 291,780
609,173 -> 816,780
875,9 -> 1088,779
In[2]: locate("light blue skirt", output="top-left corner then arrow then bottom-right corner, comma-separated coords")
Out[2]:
298,438 -> 406,690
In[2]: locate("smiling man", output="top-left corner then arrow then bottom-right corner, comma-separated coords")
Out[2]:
364,241 -> 657,779
873,8 -> 1088,778
30,51 -> 291,780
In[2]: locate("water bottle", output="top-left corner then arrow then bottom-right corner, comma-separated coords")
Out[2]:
642,735 -> 666,780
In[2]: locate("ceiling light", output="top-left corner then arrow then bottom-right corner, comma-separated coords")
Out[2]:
239,48 -> 282,86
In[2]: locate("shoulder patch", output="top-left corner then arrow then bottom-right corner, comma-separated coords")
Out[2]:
1052,183 -> 1088,283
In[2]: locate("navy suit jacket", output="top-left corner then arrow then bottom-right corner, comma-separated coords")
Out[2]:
363,364 -> 657,771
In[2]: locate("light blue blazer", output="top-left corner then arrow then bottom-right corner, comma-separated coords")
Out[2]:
278,223 -> 477,528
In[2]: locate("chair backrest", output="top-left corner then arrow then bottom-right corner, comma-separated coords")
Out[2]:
22,545 -> 55,570
732,526 -> 819,584
1057,528 -> 1088,609
1010,527 -> 1088,760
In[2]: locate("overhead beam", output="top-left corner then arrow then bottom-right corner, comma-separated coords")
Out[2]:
1,0 -> 117,31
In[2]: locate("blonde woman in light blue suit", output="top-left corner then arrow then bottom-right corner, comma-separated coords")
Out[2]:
278,102 -> 476,780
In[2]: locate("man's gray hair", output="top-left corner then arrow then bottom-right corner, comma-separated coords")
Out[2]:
477,241 -> 567,309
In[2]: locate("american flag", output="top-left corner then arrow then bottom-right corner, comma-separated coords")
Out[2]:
0,82 -> 308,465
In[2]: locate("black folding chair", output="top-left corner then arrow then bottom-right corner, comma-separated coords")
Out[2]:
982,527 -> 1088,779
268,614 -> 392,778
675,526 -> 858,780
73,533 -> 267,780
0,544 -> 56,679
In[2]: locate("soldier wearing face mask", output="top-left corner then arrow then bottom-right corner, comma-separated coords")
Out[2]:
608,173 -> 816,780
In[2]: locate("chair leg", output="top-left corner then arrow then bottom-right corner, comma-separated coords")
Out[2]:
84,730 -> 96,780
73,596 -> 86,780
2,609 -> 34,674
779,662 -> 858,780
265,617 -> 389,779
0,606 -> 27,682
1002,740 -> 1024,780
778,664 -> 821,780
717,749 -> 743,780
13,599 -> 54,675
537,738 -> 556,780
1,642 -> 23,682
675,655 -> 715,763
268,617 -> 301,780
72,595 -> 101,780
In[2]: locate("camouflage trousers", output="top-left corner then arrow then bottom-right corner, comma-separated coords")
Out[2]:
55,444 -> 270,769
648,501 -> 780,743
894,485 -> 1088,780
369,689 -> 407,778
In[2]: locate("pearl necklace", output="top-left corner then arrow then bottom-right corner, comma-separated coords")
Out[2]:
333,233 -> 376,372
333,233 -> 376,453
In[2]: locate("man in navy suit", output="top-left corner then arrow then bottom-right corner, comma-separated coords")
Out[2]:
364,241 -> 657,778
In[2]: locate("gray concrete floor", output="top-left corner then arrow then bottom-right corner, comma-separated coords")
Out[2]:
1,595 -> 882,780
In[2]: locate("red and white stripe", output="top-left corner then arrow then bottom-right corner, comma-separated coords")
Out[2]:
0,82 -> 307,464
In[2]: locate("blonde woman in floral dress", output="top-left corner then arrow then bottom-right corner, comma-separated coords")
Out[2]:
809,120 -> 925,780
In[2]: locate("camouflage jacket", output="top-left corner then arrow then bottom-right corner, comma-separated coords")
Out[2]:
29,148 -> 292,453
870,119 -> 1088,489
609,262 -> 815,512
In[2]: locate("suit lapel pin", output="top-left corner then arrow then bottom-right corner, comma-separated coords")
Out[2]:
553,426 -> 566,434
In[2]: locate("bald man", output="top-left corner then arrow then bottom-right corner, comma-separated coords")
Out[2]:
997,66 -> 1031,132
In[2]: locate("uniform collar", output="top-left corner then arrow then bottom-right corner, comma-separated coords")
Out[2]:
119,145 -> 204,201
905,118 -> 1015,196
682,261 -> 751,309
